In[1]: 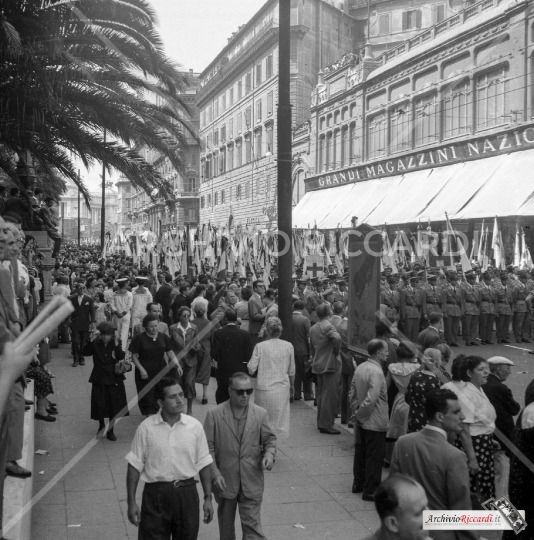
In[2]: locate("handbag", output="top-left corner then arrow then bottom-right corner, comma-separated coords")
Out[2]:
115,359 -> 132,375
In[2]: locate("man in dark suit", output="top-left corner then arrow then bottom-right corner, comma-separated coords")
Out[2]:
212,309 -> 254,404
69,280 -> 95,367
418,312 -> 443,351
154,273 -> 173,326
170,284 -> 191,324
291,300 -> 313,401
483,356 -> 521,498
248,280 -> 265,346
391,388 -> 478,540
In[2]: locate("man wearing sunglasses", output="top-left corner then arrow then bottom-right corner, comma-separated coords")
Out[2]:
204,372 -> 277,540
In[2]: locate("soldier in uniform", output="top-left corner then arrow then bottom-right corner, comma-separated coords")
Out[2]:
441,272 -> 462,347
399,274 -> 421,343
461,271 -> 480,346
512,271 -> 531,343
381,274 -> 399,322
476,271 -> 497,345
495,271 -> 512,344
304,277 -> 322,325
420,272 -> 442,329
334,278 -> 349,305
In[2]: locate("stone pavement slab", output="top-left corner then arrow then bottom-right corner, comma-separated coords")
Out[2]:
31,343 -> 382,540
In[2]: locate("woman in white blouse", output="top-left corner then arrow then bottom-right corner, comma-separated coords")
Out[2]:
444,355 -> 497,501
247,317 -> 295,439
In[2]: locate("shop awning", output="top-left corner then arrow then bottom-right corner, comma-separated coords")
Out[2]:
293,150 -> 534,229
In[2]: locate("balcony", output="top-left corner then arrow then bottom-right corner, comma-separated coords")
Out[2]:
174,188 -> 200,198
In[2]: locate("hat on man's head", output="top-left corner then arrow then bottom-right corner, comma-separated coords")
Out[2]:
465,270 -> 476,279
97,322 -> 117,335
115,274 -> 128,283
135,276 -> 147,282
322,288 -> 334,297
297,279 -> 307,285
487,356 -> 515,366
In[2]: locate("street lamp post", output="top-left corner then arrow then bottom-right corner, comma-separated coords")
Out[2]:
101,129 -> 106,251
77,169 -> 81,245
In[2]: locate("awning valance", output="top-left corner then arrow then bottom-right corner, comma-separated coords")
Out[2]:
293,150 -> 534,229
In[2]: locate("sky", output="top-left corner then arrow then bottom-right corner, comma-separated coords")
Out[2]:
81,0 -> 267,191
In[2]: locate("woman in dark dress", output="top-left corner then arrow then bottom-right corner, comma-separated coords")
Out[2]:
83,321 -> 128,441
505,379 -> 534,540
405,348 -> 441,433
129,314 -> 182,416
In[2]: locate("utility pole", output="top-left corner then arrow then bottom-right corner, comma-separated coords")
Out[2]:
277,0 -> 293,343
77,169 -> 81,245
101,129 -> 106,251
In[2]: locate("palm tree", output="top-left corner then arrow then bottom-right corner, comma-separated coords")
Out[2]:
0,0 -> 195,205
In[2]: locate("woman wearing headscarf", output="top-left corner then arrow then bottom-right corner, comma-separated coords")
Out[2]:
247,317 -> 295,439
83,322 -> 129,441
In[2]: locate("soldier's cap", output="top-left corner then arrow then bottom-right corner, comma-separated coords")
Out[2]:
482,272 -> 492,280
321,277 -> 330,284
427,273 -> 437,281
135,276 -> 148,282
506,265 -> 515,272
487,356 -> 515,366
322,288 -> 334,297
499,271 -> 509,279
310,277 -> 319,284
465,270 -> 476,279
297,279 -> 308,285
409,276 -> 419,282
446,271 -> 458,279
518,271 -> 528,279
417,270 -> 425,277
327,274 -> 338,280
115,276 -> 128,283
336,278 -> 346,285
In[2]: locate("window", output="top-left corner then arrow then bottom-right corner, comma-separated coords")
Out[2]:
245,135 -> 252,162
340,127 -> 348,167
367,112 -> 387,160
214,99 -> 219,118
213,153 -> 219,176
221,125 -> 226,143
201,111 -> 206,127
435,4 -> 446,23
184,208 -> 197,222
236,184 -> 242,200
238,80 -> 243,100
229,88 -> 234,105
325,133 -> 332,170
266,126 -> 273,153
318,136 -> 325,172
267,91 -> 274,116
442,78 -> 471,138
236,140 -> 243,166
214,129 -> 219,147
256,62 -> 262,85
207,193 -> 212,207
214,192 -> 219,206
476,66 -> 509,131
414,93 -> 439,147
207,133 -> 212,149
256,99 -> 262,122
201,196 -> 205,209
205,159 -> 211,179
237,112 -> 242,133
184,176 -> 197,192
266,54 -> 273,78
245,181 -> 250,199
229,118 -> 234,139
245,106 -> 252,128
221,190 -> 225,204
255,129 -> 262,158
220,148 -> 226,173
245,72 -> 252,94
227,146 -> 233,170
332,129 -> 340,169
378,13 -> 390,35
222,94 -> 226,112
208,105 -> 212,122
389,103 -> 411,154
402,10 -> 422,30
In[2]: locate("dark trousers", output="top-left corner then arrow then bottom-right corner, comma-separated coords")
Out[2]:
463,314 -> 479,344
479,313 -> 495,342
513,312 -> 530,341
404,318 -> 419,343
294,355 -> 313,400
353,425 -> 386,497
340,373 -> 353,424
7,382 -> 24,462
71,330 -> 89,363
216,384 -> 230,405
216,489 -> 265,540
316,369 -> 339,430
444,315 -> 460,346
496,314 -> 511,342
139,482 -> 199,540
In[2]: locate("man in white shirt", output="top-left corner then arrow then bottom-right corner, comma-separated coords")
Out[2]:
126,377 -> 214,540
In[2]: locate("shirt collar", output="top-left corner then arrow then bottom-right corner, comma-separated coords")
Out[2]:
428,326 -> 438,332
424,424 -> 447,439
178,323 -> 192,333
154,410 -> 187,426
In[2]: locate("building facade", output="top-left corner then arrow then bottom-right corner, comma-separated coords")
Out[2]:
293,0 -> 534,259
197,0 -> 357,229
124,71 -> 201,236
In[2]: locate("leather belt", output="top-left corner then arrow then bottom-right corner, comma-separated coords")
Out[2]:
173,478 -> 197,488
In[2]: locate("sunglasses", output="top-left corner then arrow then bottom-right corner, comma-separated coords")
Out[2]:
230,388 -> 253,396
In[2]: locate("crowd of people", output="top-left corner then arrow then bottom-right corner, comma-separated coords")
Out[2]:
2,235 -> 534,540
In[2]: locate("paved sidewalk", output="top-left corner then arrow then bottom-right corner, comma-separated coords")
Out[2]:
32,344 -> 380,540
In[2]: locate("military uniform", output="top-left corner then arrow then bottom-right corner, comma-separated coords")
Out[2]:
400,285 -> 421,343
380,284 -> 399,321
420,282 -> 442,317
495,281 -> 512,343
461,282 -> 479,346
476,282 -> 496,344
511,279 -> 530,342
441,282 -> 462,346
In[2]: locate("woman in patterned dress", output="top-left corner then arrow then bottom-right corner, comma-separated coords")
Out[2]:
247,317 -> 295,439
405,348 -> 441,433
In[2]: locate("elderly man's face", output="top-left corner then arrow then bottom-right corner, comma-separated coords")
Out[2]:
226,291 -> 237,305
5,230 -> 16,260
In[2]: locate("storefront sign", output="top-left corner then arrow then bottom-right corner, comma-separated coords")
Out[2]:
306,124 -> 534,191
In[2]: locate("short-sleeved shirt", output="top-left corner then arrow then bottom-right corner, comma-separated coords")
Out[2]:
129,332 -> 173,364
126,411 -> 213,483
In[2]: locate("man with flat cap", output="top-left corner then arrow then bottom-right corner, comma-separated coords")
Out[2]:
483,356 -> 521,498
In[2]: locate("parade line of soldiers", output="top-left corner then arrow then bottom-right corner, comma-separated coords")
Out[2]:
379,264 -> 534,350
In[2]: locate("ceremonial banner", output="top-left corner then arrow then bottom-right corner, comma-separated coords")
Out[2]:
304,254 -> 324,279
